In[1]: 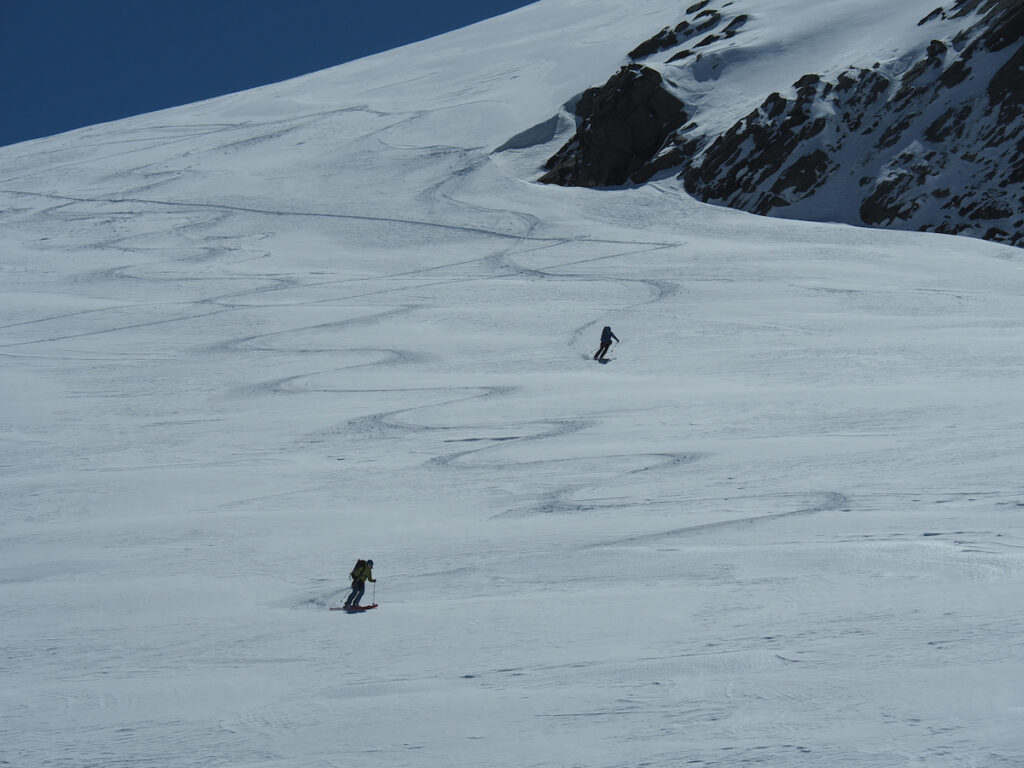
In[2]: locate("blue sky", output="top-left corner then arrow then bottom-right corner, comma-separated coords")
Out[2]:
0,0 -> 536,147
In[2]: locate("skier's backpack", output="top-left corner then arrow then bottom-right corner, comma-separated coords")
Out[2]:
350,559 -> 366,580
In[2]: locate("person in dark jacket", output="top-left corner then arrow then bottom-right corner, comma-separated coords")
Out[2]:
594,326 -> 619,360
344,559 -> 376,607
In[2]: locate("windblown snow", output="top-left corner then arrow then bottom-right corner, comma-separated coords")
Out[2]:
2,1 -> 1023,766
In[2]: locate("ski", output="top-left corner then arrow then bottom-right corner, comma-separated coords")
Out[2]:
331,603 -> 379,612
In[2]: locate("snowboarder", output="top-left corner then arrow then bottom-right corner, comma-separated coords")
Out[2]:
594,326 -> 619,361
344,559 -> 376,607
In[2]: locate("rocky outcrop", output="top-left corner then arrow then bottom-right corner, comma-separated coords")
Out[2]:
537,1 -> 755,188
535,0 -> 1024,247
538,65 -> 687,187
626,2 -> 747,62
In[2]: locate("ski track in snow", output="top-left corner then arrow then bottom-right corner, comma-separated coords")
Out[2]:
4,1 -> 1024,766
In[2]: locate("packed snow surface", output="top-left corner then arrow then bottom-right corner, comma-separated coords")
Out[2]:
2,1 -> 1023,766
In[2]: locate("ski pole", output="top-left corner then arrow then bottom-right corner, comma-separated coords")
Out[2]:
372,581 -> 376,605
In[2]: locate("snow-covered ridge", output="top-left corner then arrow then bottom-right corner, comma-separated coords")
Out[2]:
536,0 -> 1024,246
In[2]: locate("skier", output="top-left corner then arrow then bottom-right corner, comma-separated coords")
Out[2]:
594,326 -> 619,361
344,559 -> 376,607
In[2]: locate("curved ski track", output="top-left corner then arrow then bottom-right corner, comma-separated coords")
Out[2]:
0,107 -> 820,539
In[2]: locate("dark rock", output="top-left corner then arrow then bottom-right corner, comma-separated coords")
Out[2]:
927,39 -> 948,58
765,149 -> 833,210
575,88 -> 598,120
939,59 -> 971,88
630,27 -> 679,60
984,226 -> 1011,241
667,49 -> 695,63
724,15 -> 749,37
923,104 -> 972,142
970,201 -> 1014,220
987,43 -> 1024,105
861,173 -> 920,224
764,92 -> 788,119
694,10 -> 722,33
540,65 -> 688,187
950,0 -> 982,20
794,74 -> 821,90
979,0 -> 1024,51
631,137 -> 702,183
630,7 -> 747,61
877,113 -> 917,150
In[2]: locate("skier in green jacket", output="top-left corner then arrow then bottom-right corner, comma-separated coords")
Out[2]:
344,559 -> 376,607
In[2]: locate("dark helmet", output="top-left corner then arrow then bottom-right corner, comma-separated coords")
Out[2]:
367,559 -> 374,567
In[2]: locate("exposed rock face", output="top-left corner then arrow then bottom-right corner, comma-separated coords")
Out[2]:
536,0 -> 1024,247
538,65 -> 687,187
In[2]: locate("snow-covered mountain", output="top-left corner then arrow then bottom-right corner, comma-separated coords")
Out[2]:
538,0 -> 1024,246
2,1 -> 1024,767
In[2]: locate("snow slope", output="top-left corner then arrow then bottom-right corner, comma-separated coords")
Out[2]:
2,1 -> 1024,766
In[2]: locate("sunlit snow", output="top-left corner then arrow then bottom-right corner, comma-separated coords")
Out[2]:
2,1 -> 1023,766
